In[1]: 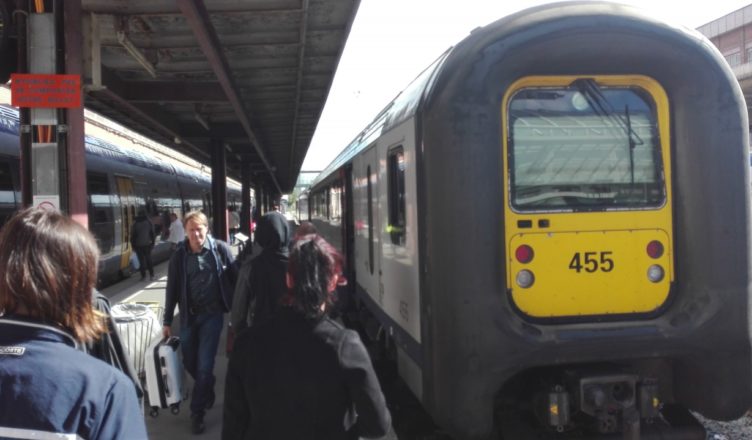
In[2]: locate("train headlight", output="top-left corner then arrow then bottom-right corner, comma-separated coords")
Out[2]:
647,265 -> 664,283
516,269 -> 535,288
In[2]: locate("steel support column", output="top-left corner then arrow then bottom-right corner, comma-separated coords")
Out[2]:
63,0 -> 87,227
15,0 -> 31,207
240,160 -> 251,236
210,138 -> 227,241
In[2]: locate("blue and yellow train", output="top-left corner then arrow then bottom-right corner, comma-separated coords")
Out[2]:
0,104 -> 241,286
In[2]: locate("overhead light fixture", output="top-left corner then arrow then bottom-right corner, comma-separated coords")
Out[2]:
117,31 -> 157,78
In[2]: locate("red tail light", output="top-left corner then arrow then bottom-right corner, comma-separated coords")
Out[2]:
646,241 -> 664,259
515,244 -> 534,264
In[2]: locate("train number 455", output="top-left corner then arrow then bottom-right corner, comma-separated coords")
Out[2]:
568,251 -> 614,273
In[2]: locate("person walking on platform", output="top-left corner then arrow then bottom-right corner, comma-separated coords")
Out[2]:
163,211 -> 237,435
0,207 -> 147,440
223,234 -> 392,440
253,200 -> 290,248
167,212 -> 186,250
228,206 -> 240,245
131,209 -> 156,280
230,207 -> 291,334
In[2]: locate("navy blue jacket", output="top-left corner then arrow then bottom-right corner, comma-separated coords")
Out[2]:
0,317 -> 147,439
164,235 -> 237,328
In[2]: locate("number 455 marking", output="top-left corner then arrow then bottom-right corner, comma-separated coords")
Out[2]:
569,251 -> 614,273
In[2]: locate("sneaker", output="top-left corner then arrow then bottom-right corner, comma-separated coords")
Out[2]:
191,414 -> 205,435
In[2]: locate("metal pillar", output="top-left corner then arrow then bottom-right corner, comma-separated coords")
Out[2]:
240,160 -> 251,236
210,138 -> 227,241
63,0 -> 87,226
18,0 -> 86,226
16,0 -> 31,207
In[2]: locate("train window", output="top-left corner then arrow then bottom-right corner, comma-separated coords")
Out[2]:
86,172 -> 114,253
0,160 -> 15,226
330,182 -> 342,222
367,165 -> 374,274
387,147 -> 406,245
508,79 -> 665,212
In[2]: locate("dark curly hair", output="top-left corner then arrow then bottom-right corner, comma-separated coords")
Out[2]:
287,234 -> 345,319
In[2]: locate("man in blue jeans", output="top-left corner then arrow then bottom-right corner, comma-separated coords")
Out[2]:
163,211 -> 237,434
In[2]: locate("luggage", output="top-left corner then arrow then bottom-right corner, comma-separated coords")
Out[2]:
111,303 -> 162,377
144,336 -> 183,417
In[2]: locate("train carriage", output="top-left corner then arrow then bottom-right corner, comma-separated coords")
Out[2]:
306,2 -> 752,439
0,104 -> 242,287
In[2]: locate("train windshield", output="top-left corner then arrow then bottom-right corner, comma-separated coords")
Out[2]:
507,81 -> 665,212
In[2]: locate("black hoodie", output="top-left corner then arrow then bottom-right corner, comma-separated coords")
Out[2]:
231,211 -> 290,332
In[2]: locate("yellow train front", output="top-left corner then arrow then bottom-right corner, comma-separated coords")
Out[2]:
417,2 -> 752,439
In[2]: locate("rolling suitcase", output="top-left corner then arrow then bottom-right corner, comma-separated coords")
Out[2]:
144,336 -> 183,417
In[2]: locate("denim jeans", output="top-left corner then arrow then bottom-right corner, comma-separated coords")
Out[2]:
180,311 -> 223,416
134,245 -> 154,278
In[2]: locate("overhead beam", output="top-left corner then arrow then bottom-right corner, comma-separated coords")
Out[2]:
180,121 -> 246,138
287,0 -> 309,189
177,0 -> 282,194
87,88 -> 209,161
124,81 -> 227,103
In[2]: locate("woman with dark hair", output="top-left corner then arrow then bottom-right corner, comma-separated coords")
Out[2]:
223,234 -> 392,440
0,208 -> 146,439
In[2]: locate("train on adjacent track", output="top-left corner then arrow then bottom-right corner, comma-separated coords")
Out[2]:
0,104 -> 241,287
300,2 -> 752,439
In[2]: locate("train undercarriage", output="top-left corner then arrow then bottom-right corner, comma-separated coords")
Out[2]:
495,364 -> 706,439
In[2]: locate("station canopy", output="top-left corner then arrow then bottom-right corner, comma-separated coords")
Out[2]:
82,0 -> 360,193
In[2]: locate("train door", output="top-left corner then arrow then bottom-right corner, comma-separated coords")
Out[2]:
353,145 -> 381,307
342,165 -> 355,288
502,75 -> 674,320
378,123 -> 423,399
115,175 -> 137,272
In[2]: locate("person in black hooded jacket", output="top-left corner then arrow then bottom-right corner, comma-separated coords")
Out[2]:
222,234 -> 392,440
230,208 -> 291,333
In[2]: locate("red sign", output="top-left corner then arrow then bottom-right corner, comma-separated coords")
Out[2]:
10,73 -> 81,108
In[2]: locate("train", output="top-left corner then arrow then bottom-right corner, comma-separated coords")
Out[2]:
300,2 -> 752,439
0,104 -> 241,287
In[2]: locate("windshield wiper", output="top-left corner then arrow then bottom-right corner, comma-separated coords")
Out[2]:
572,78 -> 643,186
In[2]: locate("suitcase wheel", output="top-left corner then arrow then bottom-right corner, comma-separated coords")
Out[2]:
170,403 -> 180,415
149,407 -> 159,418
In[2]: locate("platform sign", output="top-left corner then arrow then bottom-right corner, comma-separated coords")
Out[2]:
33,195 -> 60,211
10,74 -> 81,108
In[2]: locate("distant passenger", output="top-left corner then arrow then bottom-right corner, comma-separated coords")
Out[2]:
168,212 -> 186,250
254,200 -> 290,248
131,209 -> 155,281
293,221 -> 317,242
163,210 -> 237,434
230,207 -> 290,334
228,206 -> 241,245
0,207 -> 146,439
223,234 -> 392,440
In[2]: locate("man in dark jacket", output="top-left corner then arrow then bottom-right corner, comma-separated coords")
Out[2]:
163,211 -> 237,434
131,210 -> 156,281
231,208 -> 291,333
